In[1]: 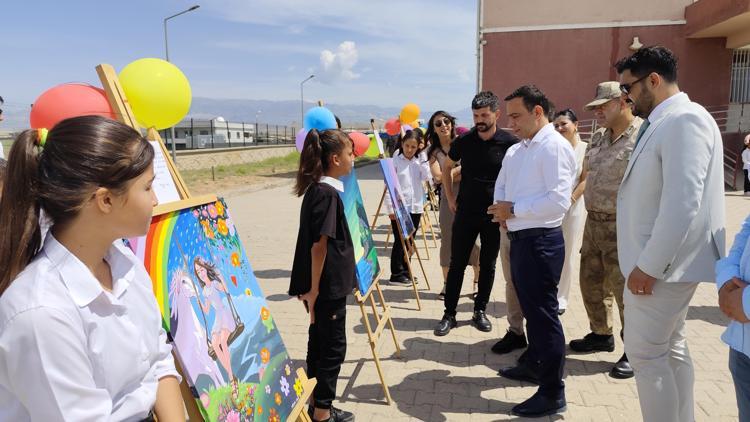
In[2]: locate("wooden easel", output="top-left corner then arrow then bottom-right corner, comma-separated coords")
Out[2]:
96,63 -> 316,422
353,273 -> 401,404
371,185 -> 434,262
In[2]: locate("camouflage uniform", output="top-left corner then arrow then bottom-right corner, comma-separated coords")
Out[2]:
580,118 -> 642,335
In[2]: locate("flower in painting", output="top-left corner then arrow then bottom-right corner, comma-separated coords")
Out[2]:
230,275 -> 238,287
192,210 -> 200,218
226,410 -> 240,422
202,209 -> 209,218
215,200 -> 225,216
208,204 -> 218,219
260,307 -> 270,321
226,216 -> 236,236
269,408 -> 280,422
257,405 -> 263,416
231,252 -> 241,267
280,376 -> 290,396
294,377 -> 303,397
200,220 -> 214,239
260,347 -> 270,364
284,364 -> 291,377
245,288 -> 252,296
217,218 -> 229,236
200,393 -> 210,408
265,385 -> 271,395
274,392 -> 282,406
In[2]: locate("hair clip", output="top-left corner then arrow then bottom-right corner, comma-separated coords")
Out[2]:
36,128 -> 48,148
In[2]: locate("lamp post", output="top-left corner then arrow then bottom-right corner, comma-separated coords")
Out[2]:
300,74 -> 314,126
163,4 -> 199,161
255,110 -> 261,143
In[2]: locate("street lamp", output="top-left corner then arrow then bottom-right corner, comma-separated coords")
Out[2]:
255,110 -> 261,143
163,4 -> 200,161
300,74 -> 314,126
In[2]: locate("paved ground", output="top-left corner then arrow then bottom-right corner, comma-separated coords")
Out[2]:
226,162 -> 746,421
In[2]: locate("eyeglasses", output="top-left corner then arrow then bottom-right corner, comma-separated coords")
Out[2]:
434,118 -> 451,128
620,73 -> 650,95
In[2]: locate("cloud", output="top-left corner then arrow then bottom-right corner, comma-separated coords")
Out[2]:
318,41 -> 359,83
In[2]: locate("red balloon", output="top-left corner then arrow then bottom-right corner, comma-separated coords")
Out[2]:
349,132 -> 370,157
30,83 -> 116,129
384,118 -> 401,136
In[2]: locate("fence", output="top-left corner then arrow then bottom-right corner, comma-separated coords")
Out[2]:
158,120 -> 297,150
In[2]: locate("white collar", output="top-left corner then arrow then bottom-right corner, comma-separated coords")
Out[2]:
43,236 -> 134,307
320,176 -> 344,192
648,92 -> 687,123
523,122 -> 555,146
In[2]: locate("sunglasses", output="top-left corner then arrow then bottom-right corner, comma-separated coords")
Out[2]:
619,73 -> 650,95
434,118 -> 451,128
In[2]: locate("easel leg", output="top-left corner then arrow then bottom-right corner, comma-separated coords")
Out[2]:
291,368 -> 317,422
410,236 -> 431,291
401,234 -> 422,310
418,217 -> 431,260
375,281 -> 401,357
370,187 -> 386,230
356,285 -> 393,404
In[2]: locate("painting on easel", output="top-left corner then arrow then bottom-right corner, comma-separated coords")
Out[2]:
339,168 -> 380,295
379,158 -> 415,238
131,198 -> 302,421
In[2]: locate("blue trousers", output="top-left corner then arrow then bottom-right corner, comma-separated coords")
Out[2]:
509,227 -> 566,398
730,348 -> 750,421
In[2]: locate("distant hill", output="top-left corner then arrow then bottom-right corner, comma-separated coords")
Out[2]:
0,97 -> 474,131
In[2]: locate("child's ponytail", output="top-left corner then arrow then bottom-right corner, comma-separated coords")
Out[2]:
294,129 -> 353,197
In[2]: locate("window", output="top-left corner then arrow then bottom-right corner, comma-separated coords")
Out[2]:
731,48 -> 750,103
244,132 -> 250,138
200,130 -> 209,135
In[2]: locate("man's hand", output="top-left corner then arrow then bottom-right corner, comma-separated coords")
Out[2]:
719,277 -> 750,322
488,201 -> 514,223
298,289 -> 319,324
627,266 -> 657,295
447,195 -> 457,213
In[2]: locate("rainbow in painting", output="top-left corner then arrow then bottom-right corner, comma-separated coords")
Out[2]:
339,168 -> 380,295
132,198 -> 301,422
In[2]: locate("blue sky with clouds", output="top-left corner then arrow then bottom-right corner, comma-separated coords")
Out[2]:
1,0 -> 477,114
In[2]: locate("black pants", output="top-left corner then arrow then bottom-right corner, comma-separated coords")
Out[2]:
510,227 -> 565,399
306,297 -> 347,409
744,169 -> 750,193
443,210 -> 501,316
390,213 -> 422,281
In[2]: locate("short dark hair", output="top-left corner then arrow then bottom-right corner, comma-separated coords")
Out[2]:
504,85 -> 551,115
471,91 -> 500,111
553,108 -> 578,123
615,45 -> 678,83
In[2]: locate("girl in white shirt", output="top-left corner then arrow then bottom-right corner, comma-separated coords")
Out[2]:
742,137 -> 750,195
387,129 -> 432,285
0,115 -> 184,421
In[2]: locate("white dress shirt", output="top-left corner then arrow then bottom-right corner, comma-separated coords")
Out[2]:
0,235 -> 180,422
494,123 -> 577,231
385,152 -> 432,214
742,148 -> 750,171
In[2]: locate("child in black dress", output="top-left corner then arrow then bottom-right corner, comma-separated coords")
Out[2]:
289,129 -> 355,422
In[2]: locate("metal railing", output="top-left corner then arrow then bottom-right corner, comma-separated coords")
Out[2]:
159,120 -> 297,150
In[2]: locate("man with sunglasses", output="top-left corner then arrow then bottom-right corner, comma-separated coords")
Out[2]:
615,46 -> 725,421
568,82 -> 642,380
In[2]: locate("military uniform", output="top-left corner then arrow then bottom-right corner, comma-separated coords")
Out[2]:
580,118 -> 642,335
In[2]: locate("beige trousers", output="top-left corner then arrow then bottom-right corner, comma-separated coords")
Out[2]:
499,226 -> 524,335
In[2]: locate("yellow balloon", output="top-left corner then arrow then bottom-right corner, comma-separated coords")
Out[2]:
119,58 -> 192,130
407,120 -> 419,129
400,103 -> 420,124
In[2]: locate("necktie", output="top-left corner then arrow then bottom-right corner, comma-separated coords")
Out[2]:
634,119 -> 650,148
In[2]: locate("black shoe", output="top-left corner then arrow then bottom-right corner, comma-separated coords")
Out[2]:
389,277 -> 411,287
312,406 -> 355,422
511,392 -> 566,417
517,349 -> 529,365
610,353 -> 634,379
491,330 -> 527,354
498,364 -> 541,385
569,332 -> 615,352
471,310 -> 492,332
434,314 -> 457,336
557,308 -> 566,316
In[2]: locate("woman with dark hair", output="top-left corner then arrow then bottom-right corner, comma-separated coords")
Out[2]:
0,116 -> 184,421
426,111 -> 479,299
553,109 -> 588,314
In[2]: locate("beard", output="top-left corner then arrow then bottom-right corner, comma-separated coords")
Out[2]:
476,122 -> 491,132
631,90 -> 655,119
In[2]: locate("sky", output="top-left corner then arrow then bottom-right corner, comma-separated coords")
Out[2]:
1,0 -> 478,116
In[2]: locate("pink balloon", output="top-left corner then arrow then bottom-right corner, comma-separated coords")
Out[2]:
349,132 -> 370,157
295,128 -> 309,152
384,118 -> 401,136
30,83 -> 116,130
456,126 -> 470,136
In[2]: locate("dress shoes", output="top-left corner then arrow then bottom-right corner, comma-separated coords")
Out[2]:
511,392 -> 566,417
433,314 -> 457,336
569,332 -> 615,352
471,310 -> 492,332
610,353 -> 634,379
491,330 -> 527,354
498,364 -> 540,385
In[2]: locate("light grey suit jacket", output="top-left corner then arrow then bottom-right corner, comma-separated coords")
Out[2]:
617,92 -> 726,283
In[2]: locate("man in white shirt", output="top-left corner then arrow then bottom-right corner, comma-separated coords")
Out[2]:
615,46 -> 725,422
489,85 -> 576,417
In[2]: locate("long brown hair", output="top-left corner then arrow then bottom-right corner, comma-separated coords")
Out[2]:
294,129 -> 352,197
0,115 -> 154,295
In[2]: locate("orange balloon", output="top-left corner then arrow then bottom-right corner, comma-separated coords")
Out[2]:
399,103 -> 420,124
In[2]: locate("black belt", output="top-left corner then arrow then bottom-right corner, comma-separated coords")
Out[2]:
140,410 -> 155,422
507,226 -> 561,241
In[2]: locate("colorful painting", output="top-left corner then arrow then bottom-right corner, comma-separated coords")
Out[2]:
379,158 -> 415,239
339,169 -> 380,295
133,198 -> 301,422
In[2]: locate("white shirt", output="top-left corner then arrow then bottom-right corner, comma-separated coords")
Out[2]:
647,91 -> 684,124
320,176 -> 344,192
494,123 -> 577,231
0,236 -> 180,422
742,149 -> 750,171
385,152 -> 432,214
